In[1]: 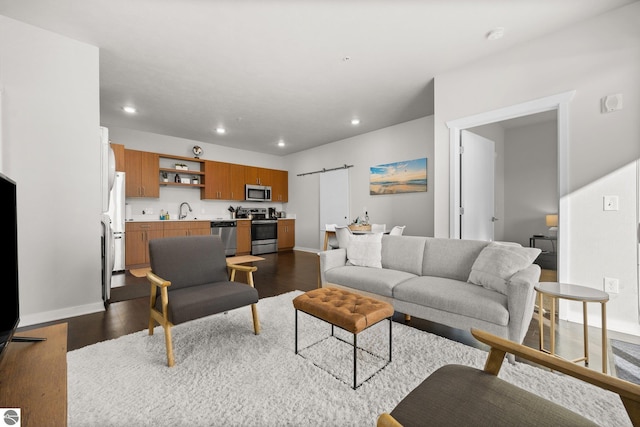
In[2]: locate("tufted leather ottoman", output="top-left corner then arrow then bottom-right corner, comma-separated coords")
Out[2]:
293,287 -> 394,389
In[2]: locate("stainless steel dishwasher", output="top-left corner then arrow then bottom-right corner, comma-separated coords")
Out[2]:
210,221 -> 237,256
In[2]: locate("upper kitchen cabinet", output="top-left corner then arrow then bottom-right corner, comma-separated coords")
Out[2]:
244,166 -> 273,187
124,149 -> 159,198
110,143 -> 126,171
203,161 -> 244,200
271,169 -> 288,202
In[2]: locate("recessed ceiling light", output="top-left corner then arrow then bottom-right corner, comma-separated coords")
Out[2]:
277,140 -> 285,147
486,27 -> 505,41
122,106 -> 137,114
215,127 -> 226,134
351,118 -> 360,125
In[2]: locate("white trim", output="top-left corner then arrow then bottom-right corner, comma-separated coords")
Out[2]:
18,301 -> 105,328
446,90 -> 575,281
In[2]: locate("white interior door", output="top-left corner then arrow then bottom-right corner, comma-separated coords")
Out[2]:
460,130 -> 495,241
319,168 -> 349,238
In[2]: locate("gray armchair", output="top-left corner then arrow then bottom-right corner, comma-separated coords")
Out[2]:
146,235 -> 260,367
378,329 -> 640,426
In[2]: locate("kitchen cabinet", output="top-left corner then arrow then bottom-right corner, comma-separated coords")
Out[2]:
245,166 -> 273,186
110,143 -> 126,171
236,220 -> 252,255
203,161 -> 245,200
271,169 -> 288,202
278,219 -> 295,251
163,221 -> 210,238
124,149 -> 159,198
125,222 -> 164,268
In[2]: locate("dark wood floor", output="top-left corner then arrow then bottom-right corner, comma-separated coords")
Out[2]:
20,250 -> 638,375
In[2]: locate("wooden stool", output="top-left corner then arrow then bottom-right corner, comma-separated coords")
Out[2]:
293,287 -> 394,389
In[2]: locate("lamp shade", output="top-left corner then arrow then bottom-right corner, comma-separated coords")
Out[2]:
545,214 -> 558,228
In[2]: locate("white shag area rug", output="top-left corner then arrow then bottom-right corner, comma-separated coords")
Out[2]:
68,291 -> 629,426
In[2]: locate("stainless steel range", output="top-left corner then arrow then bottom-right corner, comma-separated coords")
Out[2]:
248,208 -> 278,255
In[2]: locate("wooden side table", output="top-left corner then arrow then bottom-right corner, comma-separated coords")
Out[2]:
535,282 -> 609,373
0,323 -> 68,426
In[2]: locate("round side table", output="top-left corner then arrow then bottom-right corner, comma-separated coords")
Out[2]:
534,282 -> 609,374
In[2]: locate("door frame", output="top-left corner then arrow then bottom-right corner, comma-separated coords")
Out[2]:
446,90 -> 575,283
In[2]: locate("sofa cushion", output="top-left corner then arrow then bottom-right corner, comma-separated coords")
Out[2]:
393,276 -> 509,326
381,235 -> 427,276
422,238 -> 489,281
468,242 -> 541,295
325,265 -> 417,298
346,232 -> 383,268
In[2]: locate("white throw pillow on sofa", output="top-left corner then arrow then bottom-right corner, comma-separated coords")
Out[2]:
346,233 -> 383,268
468,242 -> 541,294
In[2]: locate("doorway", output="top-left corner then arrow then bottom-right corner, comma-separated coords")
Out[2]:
446,90 -> 574,286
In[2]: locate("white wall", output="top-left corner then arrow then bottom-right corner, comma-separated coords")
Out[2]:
0,16 -> 102,325
285,116 -> 433,251
433,3 -> 640,334
107,127 -> 288,220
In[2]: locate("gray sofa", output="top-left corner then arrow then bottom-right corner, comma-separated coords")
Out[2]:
318,235 -> 541,345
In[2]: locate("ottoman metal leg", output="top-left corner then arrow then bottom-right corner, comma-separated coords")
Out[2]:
295,309 -> 298,354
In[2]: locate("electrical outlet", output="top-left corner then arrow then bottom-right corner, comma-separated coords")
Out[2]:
604,277 -> 619,293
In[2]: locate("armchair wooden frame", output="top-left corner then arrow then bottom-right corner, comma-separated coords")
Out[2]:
378,328 -> 640,427
147,262 -> 260,367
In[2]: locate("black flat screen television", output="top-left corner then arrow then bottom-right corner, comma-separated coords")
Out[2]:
0,172 -> 19,365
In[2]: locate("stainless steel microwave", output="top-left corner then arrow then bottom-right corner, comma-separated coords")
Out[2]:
245,184 -> 271,202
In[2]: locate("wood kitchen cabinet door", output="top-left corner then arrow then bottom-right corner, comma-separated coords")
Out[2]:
271,169 -> 288,202
236,220 -> 252,255
203,160 -> 228,200
229,163 -> 245,201
278,219 -> 295,251
110,143 -> 126,171
244,166 -> 273,186
125,222 -> 163,268
125,149 -> 159,198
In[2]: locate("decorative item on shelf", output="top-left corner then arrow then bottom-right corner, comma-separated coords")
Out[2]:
181,177 -> 191,184
161,171 -> 169,182
192,145 -> 203,159
192,176 -> 199,185
175,173 -> 181,183
175,163 -> 188,171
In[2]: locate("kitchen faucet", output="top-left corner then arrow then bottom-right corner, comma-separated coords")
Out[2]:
179,202 -> 192,220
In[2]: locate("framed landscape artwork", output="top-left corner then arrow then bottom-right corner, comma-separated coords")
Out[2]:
369,157 -> 427,195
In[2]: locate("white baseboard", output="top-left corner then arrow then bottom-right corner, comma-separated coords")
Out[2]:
293,246 -> 321,254
19,301 -> 105,328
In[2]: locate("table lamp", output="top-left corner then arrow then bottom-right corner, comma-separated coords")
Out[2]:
546,214 -> 558,234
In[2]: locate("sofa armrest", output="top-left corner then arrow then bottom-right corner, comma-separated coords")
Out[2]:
318,248 -> 347,286
506,263 -> 541,344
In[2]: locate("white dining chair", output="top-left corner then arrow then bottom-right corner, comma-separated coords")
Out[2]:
371,224 -> 386,233
389,225 -> 406,236
323,224 -> 338,250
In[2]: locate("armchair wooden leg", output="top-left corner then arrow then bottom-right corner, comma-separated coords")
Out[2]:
164,323 -> 175,367
251,304 -> 261,335
148,318 -> 155,336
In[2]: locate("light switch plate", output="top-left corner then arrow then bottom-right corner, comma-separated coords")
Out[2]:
603,195 -> 619,211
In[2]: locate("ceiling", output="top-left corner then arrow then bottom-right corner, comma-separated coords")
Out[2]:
0,1 -> 635,156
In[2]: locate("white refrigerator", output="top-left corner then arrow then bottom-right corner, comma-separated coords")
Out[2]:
108,171 -> 126,272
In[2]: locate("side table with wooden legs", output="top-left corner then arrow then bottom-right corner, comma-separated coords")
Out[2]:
535,282 -> 610,374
